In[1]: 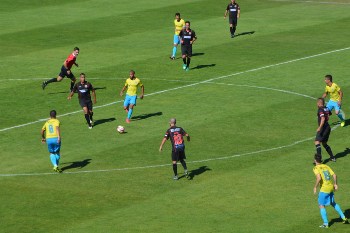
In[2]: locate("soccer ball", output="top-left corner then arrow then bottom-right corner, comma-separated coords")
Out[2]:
117,125 -> 125,134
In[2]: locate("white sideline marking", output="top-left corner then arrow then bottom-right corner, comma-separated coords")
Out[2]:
1,46 -> 349,133
0,124 -> 340,177
272,0 -> 350,5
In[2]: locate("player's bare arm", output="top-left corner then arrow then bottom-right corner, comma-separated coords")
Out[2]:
92,89 -> 97,104
186,133 -> 190,141
321,92 -> 327,99
317,116 -> 325,132
333,174 -> 338,191
313,174 -> 321,194
41,129 -> 46,143
120,86 -> 127,96
56,126 -> 61,143
224,10 -> 228,18
140,85 -> 145,99
159,138 -> 167,152
67,91 -> 74,100
338,90 -> 343,106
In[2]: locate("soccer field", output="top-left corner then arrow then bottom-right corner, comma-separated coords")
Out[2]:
1,0 -> 350,232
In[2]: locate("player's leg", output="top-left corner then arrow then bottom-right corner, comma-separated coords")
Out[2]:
53,140 -> 62,172
334,103 -> 345,126
330,194 -> 347,222
68,73 -> 76,92
127,100 -> 136,122
172,151 -> 179,180
232,19 -> 238,37
181,45 -> 187,70
81,104 -> 92,128
87,101 -> 94,125
185,47 -> 192,71
171,35 -> 179,59
178,149 -> 188,177
314,140 -> 322,156
47,138 -> 59,171
321,128 -> 335,161
42,66 -> 67,89
229,21 -> 234,37
318,192 -> 329,227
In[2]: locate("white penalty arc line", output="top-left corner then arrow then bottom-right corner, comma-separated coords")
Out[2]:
1,46 -> 349,133
0,83 -> 340,177
0,125 -> 339,177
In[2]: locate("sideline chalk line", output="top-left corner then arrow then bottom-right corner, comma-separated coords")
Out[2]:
1,46 -> 349,132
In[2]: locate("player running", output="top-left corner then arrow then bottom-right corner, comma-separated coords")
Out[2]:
313,154 -> 348,228
67,73 -> 96,129
179,21 -> 197,71
41,110 -> 62,173
322,74 -> 345,127
159,118 -> 190,180
170,13 -> 185,60
224,0 -> 241,38
315,98 -> 336,162
42,47 -> 80,92
119,70 -> 144,123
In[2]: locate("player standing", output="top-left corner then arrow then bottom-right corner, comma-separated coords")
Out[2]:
313,154 -> 348,228
42,47 -> 80,92
315,98 -> 336,162
159,118 -> 190,180
322,75 -> 345,127
224,0 -> 240,38
119,70 -> 144,123
179,21 -> 197,71
67,73 -> 96,129
170,13 -> 185,60
41,110 -> 62,173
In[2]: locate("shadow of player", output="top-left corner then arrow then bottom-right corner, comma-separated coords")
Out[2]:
235,31 -> 255,37
131,112 -> 162,121
192,64 -> 216,70
180,165 -> 211,180
61,159 -> 91,171
324,148 -> 350,164
328,208 -> 350,227
93,117 -> 116,127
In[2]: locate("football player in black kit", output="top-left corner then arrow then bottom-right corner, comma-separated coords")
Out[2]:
224,0 -> 240,38
315,98 -> 336,162
179,21 -> 197,71
67,73 -> 97,129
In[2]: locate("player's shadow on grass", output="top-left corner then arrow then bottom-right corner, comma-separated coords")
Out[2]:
93,117 -> 116,127
235,31 -> 255,37
329,209 -> 350,227
94,87 -> 106,91
324,148 -> 350,164
192,64 -> 216,70
48,91 -> 69,95
131,112 -> 162,121
183,166 -> 211,180
191,52 -> 205,57
61,159 -> 91,171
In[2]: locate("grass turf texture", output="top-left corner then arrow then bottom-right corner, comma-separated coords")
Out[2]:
1,0 -> 350,232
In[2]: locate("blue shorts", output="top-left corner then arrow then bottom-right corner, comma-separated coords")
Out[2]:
318,192 -> 335,206
46,137 -> 61,154
173,34 -> 180,45
124,94 -> 137,107
326,100 -> 341,112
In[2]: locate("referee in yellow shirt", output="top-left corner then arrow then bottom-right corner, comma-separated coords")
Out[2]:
120,70 -> 145,123
170,13 -> 185,60
313,154 -> 348,228
322,74 -> 345,127
41,110 -> 62,173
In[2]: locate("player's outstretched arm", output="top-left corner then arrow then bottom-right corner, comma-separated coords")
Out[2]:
321,92 -> 327,99
159,138 -> 167,152
120,86 -> 127,97
92,89 -> 97,104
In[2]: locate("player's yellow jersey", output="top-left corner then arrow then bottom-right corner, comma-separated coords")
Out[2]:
125,78 -> 143,96
313,164 -> 335,193
325,83 -> 341,102
174,19 -> 185,35
42,119 -> 60,139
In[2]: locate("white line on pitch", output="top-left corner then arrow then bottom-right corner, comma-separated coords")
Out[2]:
271,0 -> 350,5
1,46 -> 349,132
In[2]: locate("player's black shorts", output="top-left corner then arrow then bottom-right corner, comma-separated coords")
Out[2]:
59,65 -> 75,80
315,125 -> 331,142
79,99 -> 93,110
172,147 -> 186,161
181,44 -> 192,57
229,16 -> 238,26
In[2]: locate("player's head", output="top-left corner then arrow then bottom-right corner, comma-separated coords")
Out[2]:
185,21 -> 190,29
73,47 -> 80,56
317,98 -> 325,107
50,110 -> 57,118
129,70 -> 135,78
80,73 -> 86,82
314,153 -> 322,164
231,0 -> 236,3
324,74 -> 332,84
169,118 -> 176,126
175,13 -> 180,20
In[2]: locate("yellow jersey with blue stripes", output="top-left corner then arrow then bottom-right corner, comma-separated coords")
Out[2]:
174,19 -> 185,35
313,164 -> 335,193
125,77 -> 143,96
42,119 -> 60,139
325,83 -> 341,102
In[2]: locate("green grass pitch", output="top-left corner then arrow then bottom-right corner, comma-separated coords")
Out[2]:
1,0 -> 350,232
